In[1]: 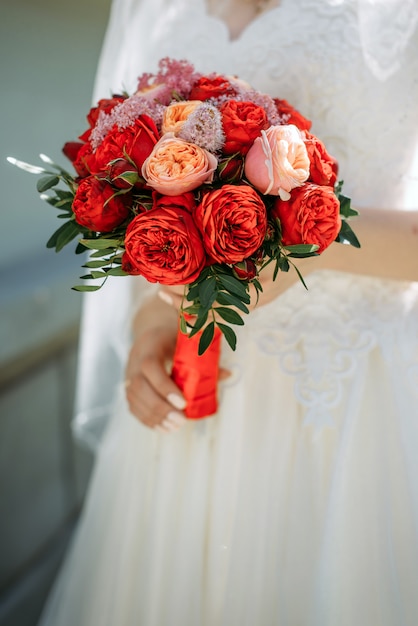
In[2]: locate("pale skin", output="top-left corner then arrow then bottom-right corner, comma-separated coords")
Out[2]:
125,0 -> 418,432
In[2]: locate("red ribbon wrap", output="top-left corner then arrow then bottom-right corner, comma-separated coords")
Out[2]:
171,324 -> 222,419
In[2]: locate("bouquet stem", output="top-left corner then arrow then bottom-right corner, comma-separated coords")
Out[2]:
171,322 -> 222,419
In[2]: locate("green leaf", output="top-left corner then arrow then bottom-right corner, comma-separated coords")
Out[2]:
199,276 -> 218,308
105,266 -> 128,277
46,220 -> 80,251
218,274 -> 250,302
291,262 -> 309,290
84,259 -> 113,268
284,244 -> 319,255
179,315 -> 188,334
216,290 -> 249,314
217,323 -> 237,351
336,220 -> 361,248
182,305 -> 201,315
80,238 -> 121,250
71,284 -> 103,292
37,175 -> 60,193
214,307 -> 244,326
89,247 -> 115,257
188,310 -> 209,337
338,194 -> 358,218
186,283 -> 200,301
198,322 -> 215,355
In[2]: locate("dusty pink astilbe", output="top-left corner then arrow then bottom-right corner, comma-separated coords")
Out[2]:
137,58 -> 202,100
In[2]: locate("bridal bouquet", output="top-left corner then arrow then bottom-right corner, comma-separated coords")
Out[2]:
9,58 -> 359,418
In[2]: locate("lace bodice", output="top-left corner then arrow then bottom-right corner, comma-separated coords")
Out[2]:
96,0 -> 418,211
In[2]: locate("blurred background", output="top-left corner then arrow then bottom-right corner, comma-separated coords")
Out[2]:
0,1 -> 112,623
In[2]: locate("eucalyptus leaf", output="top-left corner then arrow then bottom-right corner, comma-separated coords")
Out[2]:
198,322 -> 215,355
80,238 -> 121,250
105,267 -> 128,277
84,259 -> 113,268
284,244 -> 319,254
214,307 -> 244,325
72,284 -> 103,292
37,175 -> 60,193
217,323 -> 237,351
7,156 -> 47,175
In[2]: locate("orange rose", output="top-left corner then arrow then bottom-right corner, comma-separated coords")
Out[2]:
272,183 -> 341,253
141,134 -> 217,196
194,184 -> 267,264
122,207 -> 206,285
161,101 -> 202,135
244,124 -> 310,200
304,131 -> 339,187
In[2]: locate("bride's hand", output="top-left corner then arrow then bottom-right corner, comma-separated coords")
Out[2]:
126,289 -> 231,433
125,323 -> 188,433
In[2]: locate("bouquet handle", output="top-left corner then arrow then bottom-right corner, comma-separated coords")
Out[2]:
171,322 -> 222,419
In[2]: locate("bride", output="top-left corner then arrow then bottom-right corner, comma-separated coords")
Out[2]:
39,0 -> 418,624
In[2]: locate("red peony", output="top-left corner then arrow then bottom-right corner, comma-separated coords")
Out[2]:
220,100 -> 269,155
274,98 -> 312,131
190,75 -> 236,101
153,191 -> 197,214
72,176 -> 130,232
122,207 -> 206,285
194,184 -> 267,264
93,115 -> 160,175
272,183 -> 341,253
78,96 -> 126,142
304,131 -> 339,187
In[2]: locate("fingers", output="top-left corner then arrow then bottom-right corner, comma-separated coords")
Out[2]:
125,327 -> 188,433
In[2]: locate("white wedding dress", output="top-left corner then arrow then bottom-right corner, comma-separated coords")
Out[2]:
39,1 -> 418,625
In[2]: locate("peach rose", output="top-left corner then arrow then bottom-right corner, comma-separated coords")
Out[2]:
142,133 -> 217,196
161,101 -> 202,135
244,124 -> 310,200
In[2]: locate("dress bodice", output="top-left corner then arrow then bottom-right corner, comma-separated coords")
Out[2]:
96,0 -> 418,210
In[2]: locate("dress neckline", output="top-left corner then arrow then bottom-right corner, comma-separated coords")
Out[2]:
199,0 -> 286,44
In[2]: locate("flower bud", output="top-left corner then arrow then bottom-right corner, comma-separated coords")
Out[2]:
232,259 -> 257,281
217,155 -> 244,183
107,158 -> 140,189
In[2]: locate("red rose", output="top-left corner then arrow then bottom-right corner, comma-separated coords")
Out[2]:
194,184 -> 267,264
221,100 -> 269,155
272,183 -> 341,253
79,96 -> 126,142
153,191 -> 197,214
71,142 -> 99,178
62,141 -> 84,164
304,132 -> 339,187
93,115 -> 160,174
122,208 -> 206,285
190,75 -> 236,101
73,176 -> 130,232
274,98 -> 312,131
